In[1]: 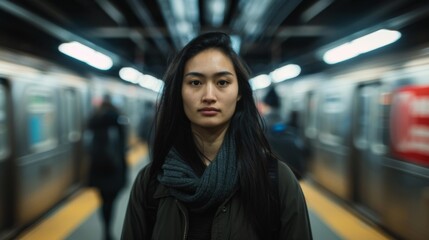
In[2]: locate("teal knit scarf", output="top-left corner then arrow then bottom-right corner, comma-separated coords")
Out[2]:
157,134 -> 238,212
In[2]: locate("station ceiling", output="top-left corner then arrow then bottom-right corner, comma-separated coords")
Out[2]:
0,0 -> 428,80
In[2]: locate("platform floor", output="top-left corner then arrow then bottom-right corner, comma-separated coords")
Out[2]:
16,145 -> 394,240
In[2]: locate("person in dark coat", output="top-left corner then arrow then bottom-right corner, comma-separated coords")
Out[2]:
121,32 -> 312,239
261,87 -> 306,179
87,94 -> 127,240
261,86 -> 282,127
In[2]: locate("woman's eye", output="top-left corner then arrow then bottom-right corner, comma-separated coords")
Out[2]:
218,80 -> 229,86
190,80 -> 201,86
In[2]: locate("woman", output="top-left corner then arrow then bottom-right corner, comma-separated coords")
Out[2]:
121,32 -> 312,239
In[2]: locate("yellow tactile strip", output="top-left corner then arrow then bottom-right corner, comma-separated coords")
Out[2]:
18,189 -> 101,240
17,142 -> 148,240
127,141 -> 148,167
300,181 -> 393,240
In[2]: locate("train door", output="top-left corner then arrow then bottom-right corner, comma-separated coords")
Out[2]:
352,82 -> 385,221
63,88 -> 82,184
15,85 -> 72,226
314,86 -> 352,200
0,79 -> 12,235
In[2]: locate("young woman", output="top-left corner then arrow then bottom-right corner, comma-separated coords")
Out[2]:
121,32 -> 312,240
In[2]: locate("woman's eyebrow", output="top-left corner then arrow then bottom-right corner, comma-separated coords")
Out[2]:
184,71 -> 234,78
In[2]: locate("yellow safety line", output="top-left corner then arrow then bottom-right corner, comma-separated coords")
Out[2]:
18,189 -> 101,240
300,181 -> 393,240
17,142 -> 148,240
127,142 -> 148,167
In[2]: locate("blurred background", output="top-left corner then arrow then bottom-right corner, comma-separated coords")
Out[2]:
0,0 -> 428,239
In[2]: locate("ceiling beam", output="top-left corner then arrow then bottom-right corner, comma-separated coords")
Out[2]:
275,25 -> 334,38
0,0 -> 127,66
95,0 -> 128,26
300,0 -> 335,23
126,0 -> 171,56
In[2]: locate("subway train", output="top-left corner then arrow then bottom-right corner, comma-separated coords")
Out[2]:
0,47 -> 157,239
266,44 -> 429,240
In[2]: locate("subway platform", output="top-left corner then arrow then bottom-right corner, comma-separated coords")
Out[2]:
16,144 -> 393,240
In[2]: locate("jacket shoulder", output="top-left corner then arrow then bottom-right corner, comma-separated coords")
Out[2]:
277,160 -> 302,199
277,160 -> 297,183
138,163 -> 152,186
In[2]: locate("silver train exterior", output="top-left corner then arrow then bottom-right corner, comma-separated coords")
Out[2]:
265,45 -> 429,240
0,48 -> 157,239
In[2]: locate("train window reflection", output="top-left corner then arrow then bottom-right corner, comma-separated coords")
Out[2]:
356,85 -> 379,147
0,85 -> 8,160
320,94 -> 343,143
380,95 -> 391,147
27,88 -> 57,152
64,90 -> 80,142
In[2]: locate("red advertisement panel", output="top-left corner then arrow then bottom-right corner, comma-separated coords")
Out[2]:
390,85 -> 429,166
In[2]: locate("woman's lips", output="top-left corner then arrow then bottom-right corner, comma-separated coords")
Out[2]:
198,108 -> 220,116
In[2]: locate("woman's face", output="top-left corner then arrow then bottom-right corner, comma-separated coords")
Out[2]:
182,48 -> 240,131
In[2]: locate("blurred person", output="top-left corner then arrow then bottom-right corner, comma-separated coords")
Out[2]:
259,87 -> 306,179
260,86 -> 283,127
87,94 -> 128,240
121,32 -> 312,239
268,109 -> 306,180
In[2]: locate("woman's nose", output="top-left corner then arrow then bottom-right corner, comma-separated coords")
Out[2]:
202,83 -> 216,103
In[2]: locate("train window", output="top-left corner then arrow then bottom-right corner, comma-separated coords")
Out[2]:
355,85 -> 377,148
320,93 -> 344,144
379,93 -> 391,147
64,89 -> 81,142
0,85 -> 9,160
26,88 -> 57,152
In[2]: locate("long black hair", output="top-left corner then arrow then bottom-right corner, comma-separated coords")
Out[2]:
149,32 -> 277,238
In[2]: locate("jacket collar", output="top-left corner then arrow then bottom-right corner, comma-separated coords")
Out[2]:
153,182 -> 170,199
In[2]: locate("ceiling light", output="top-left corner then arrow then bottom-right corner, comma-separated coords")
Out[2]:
119,67 -> 164,92
249,74 -> 271,90
269,64 -> 301,83
58,42 -> 113,70
119,67 -> 142,83
323,29 -> 401,64
206,0 -> 226,27
138,74 -> 164,93
230,35 -> 241,54
58,41 -> 113,70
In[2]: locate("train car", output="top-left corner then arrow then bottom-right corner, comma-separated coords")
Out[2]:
0,47 -> 157,239
273,45 -> 429,240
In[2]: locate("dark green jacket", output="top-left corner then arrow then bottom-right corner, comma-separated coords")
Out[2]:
121,161 -> 312,239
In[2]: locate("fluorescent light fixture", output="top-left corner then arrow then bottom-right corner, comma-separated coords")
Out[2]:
176,21 -> 192,35
138,75 -> 164,93
323,29 -> 401,64
170,0 -> 186,19
231,35 -> 241,54
269,64 -> 301,83
207,0 -> 226,27
119,67 -> 163,92
119,67 -> 142,83
58,41 -> 113,70
249,74 -> 271,90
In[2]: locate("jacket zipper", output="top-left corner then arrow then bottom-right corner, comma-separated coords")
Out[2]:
176,200 -> 188,240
